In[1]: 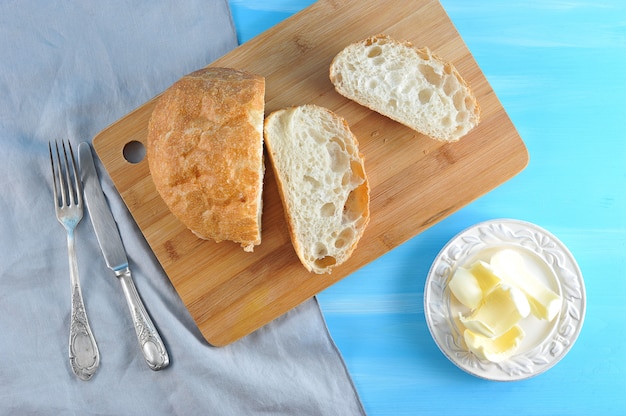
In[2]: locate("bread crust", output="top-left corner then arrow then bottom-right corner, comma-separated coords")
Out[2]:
330,34 -> 480,142
147,67 -> 265,252
264,105 -> 370,274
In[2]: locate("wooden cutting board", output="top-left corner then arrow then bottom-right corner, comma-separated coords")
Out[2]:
93,0 -> 528,346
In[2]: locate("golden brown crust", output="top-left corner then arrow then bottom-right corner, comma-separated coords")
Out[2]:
147,67 -> 265,251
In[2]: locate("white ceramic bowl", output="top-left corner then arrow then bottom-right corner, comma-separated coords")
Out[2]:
424,219 -> 586,381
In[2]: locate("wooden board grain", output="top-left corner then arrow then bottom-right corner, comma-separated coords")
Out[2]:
93,0 -> 528,346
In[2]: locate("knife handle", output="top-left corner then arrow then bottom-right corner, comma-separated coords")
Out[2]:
117,268 -> 170,371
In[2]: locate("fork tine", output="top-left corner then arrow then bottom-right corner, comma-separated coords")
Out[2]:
53,140 -> 69,207
65,141 -> 82,206
49,141 -> 59,206
61,141 -> 73,206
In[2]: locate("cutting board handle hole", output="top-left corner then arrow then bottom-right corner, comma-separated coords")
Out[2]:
123,140 -> 146,164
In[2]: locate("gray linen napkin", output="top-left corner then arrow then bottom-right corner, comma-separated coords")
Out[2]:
0,1 -> 365,414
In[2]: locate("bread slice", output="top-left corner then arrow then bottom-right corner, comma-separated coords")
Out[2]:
330,34 -> 480,142
147,67 -> 265,252
264,105 -> 370,274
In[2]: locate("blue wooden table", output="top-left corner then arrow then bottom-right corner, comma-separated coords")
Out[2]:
230,1 -> 626,414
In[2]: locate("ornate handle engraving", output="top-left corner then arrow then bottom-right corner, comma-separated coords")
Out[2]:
69,284 -> 100,381
67,231 -> 99,381
117,268 -> 169,370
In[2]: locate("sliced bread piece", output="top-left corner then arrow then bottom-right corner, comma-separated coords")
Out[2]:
147,67 -> 265,252
330,34 -> 480,142
264,104 -> 370,274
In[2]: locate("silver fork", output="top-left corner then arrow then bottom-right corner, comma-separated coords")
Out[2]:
49,140 -> 100,381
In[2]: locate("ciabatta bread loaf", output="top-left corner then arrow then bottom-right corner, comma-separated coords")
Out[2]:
147,67 -> 265,252
330,34 -> 480,142
264,105 -> 370,274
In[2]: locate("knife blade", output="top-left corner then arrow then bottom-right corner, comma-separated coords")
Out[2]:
78,142 -> 169,371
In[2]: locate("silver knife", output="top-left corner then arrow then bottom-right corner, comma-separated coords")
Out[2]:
78,142 -> 169,371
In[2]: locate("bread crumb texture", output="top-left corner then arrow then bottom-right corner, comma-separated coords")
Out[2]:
264,105 -> 370,274
330,34 -> 480,142
147,67 -> 265,252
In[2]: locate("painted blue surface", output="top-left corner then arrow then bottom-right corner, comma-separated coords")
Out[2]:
229,1 -> 626,414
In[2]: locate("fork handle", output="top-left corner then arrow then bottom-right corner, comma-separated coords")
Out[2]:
117,268 -> 170,371
67,232 -> 100,380
69,284 -> 100,380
